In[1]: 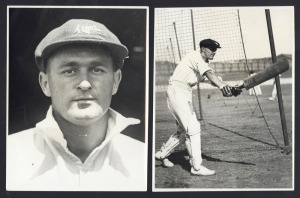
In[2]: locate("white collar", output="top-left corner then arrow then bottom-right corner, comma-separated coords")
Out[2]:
36,106 -> 140,147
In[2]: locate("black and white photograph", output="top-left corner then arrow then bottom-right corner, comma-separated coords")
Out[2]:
6,6 -> 148,191
153,7 -> 294,190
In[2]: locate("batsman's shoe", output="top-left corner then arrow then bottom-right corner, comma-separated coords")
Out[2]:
162,158 -> 174,168
191,165 -> 215,176
155,151 -> 174,168
155,150 -> 163,160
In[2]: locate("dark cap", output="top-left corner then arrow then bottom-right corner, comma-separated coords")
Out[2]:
35,19 -> 128,71
199,39 -> 221,50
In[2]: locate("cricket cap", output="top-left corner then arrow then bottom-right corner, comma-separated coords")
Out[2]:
200,38 -> 221,51
35,19 -> 128,71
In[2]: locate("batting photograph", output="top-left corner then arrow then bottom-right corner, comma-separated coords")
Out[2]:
153,7 -> 294,191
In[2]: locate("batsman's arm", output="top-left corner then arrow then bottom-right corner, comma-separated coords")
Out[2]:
204,70 -> 226,89
204,71 -> 242,97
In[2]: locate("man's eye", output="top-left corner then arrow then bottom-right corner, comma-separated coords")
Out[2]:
62,69 -> 77,75
92,67 -> 105,73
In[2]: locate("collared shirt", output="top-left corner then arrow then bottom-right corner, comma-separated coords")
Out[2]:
170,48 -> 212,87
7,106 -> 146,191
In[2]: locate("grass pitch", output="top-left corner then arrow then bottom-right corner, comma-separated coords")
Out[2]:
154,84 -> 293,189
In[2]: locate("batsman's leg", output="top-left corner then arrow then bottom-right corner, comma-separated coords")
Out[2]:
161,84 -> 215,175
186,112 -> 202,170
155,125 -> 186,167
185,136 -> 192,160
187,113 -> 215,176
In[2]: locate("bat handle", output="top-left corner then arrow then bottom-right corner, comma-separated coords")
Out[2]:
238,84 -> 245,89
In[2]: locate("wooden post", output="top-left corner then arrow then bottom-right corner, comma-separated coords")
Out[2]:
169,38 -> 176,67
265,9 -> 290,149
191,9 -> 203,120
173,22 -> 182,61
166,46 -> 175,70
191,10 -> 196,50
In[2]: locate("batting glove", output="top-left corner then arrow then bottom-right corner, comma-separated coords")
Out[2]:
231,85 -> 242,97
220,85 -> 233,97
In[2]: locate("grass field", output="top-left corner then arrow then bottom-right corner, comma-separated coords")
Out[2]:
154,83 -> 293,190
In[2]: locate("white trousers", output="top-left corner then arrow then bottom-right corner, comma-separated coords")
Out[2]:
163,81 -> 203,169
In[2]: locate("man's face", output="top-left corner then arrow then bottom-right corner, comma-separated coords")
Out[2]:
202,47 -> 217,60
39,44 -> 122,126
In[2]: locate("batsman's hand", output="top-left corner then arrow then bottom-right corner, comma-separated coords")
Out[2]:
220,85 -> 242,97
220,85 -> 232,97
230,85 -> 242,97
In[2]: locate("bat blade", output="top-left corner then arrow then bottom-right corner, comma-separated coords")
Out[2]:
242,58 -> 289,90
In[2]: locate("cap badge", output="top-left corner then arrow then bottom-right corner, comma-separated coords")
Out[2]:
71,24 -> 105,37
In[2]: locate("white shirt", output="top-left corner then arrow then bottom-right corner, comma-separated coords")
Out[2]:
170,49 -> 212,87
7,106 -> 146,191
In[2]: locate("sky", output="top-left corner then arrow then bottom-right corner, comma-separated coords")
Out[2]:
239,7 -> 294,59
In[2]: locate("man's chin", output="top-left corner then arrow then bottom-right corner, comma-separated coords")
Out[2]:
74,114 -> 98,120
68,113 -> 103,126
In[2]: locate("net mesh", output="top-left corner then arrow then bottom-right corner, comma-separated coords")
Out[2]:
155,8 -> 248,118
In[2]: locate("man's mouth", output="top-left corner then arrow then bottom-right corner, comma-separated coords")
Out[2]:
73,97 -> 96,109
75,99 -> 95,101
73,97 -> 96,102
74,98 -> 96,109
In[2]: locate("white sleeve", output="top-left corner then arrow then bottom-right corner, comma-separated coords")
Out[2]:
193,54 -> 212,76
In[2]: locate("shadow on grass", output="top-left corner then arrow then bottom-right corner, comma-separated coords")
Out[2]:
207,122 -> 278,147
156,150 -> 255,171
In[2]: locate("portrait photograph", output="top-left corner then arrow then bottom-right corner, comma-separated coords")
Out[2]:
6,6 -> 148,191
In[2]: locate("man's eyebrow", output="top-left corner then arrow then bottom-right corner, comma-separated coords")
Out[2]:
57,60 -> 112,68
89,60 -> 112,67
58,61 -> 80,68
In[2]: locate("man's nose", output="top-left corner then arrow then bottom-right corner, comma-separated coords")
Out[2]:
78,80 -> 92,90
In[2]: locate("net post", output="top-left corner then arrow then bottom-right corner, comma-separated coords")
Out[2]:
167,46 -> 176,69
190,9 -> 203,120
173,22 -> 182,60
169,38 -> 176,66
265,9 -> 290,148
191,9 -> 196,50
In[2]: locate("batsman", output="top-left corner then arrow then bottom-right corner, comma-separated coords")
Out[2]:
155,38 -> 242,175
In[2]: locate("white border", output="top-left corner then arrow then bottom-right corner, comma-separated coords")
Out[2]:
291,6 -> 295,192
153,6 -> 295,192
145,5 -> 150,192
6,5 -> 149,191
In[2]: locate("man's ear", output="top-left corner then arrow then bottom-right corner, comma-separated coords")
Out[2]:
112,69 -> 122,95
39,72 -> 51,97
